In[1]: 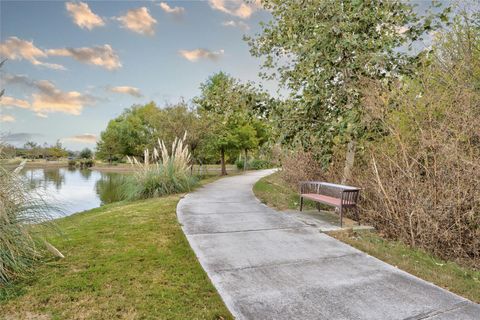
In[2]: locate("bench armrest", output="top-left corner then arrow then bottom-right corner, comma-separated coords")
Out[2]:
341,189 -> 360,205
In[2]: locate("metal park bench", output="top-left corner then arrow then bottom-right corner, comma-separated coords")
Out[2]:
299,181 -> 360,227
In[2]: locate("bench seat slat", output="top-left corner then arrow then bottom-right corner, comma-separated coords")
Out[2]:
301,193 -> 356,207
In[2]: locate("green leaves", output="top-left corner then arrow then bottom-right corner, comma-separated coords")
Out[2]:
196,72 -> 270,156
247,0 -> 451,163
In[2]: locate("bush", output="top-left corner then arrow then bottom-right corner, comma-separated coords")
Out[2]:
235,158 -> 272,170
281,150 -> 325,188
350,19 -> 480,268
122,135 -> 197,200
248,159 -> 271,170
68,159 -> 76,167
122,162 -> 197,200
235,159 -> 244,170
79,148 -> 93,159
82,159 -> 95,168
0,160 -> 51,284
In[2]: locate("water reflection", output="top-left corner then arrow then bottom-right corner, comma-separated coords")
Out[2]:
21,167 -> 125,219
43,169 -> 66,190
95,173 -> 126,204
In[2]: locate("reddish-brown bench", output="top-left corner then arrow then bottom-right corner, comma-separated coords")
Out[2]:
299,181 -> 360,227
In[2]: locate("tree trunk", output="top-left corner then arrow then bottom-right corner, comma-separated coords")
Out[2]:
244,149 -> 248,171
220,148 -> 227,176
341,140 -> 356,185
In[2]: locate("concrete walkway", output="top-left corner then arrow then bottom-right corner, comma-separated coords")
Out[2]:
177,170 -> 479,320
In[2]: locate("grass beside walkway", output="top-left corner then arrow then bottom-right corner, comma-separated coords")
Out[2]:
253,172 -> 480,303
0,176 -> 232,319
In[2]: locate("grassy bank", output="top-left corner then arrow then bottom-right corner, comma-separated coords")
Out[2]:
0,177 -> 232,319
253,172 -> 480,303
253,171 -> 319,211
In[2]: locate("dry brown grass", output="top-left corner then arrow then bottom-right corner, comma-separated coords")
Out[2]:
352,19 -> 480,268
281,17 -> 480,268
280,150 -> 325,188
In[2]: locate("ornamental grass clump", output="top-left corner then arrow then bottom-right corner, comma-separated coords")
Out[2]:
123,133 -> 197,200
0,158 -> 52,285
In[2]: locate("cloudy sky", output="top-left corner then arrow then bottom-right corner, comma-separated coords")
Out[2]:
0,0 -> 272,150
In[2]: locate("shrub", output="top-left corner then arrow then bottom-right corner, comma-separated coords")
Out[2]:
248,159 -> 271,170
67,159 -> 76,167
350,18 -> 480,267
0,160 -> 52,284
235,158 -> 272,170
82,159 -> 95,168
122,134 -> 197,200
79,148 -> 93,159
281,150 -> 325,188
235,159 -> 244,170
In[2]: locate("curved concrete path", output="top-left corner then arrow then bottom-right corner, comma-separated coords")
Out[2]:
177,170 -> 479,320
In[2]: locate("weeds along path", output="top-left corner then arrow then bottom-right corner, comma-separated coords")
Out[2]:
177,169 -> 480,320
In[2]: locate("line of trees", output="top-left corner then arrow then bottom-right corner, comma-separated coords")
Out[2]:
4,141 -> 69,160
1,141 -> 94,161
96,72 -> 273,175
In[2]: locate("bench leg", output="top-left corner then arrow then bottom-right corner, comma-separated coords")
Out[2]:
339,206 -> 343,228
300,196 -> 303,211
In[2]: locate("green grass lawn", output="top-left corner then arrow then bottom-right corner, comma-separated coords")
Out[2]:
253,172 -> 315,211
0,177 -> 232,319
253,172 -> 480,303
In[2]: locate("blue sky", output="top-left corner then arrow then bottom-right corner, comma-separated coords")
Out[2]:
0,0 -> 273,150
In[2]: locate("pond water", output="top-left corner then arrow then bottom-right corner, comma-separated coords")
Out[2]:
22,167 -> 126,219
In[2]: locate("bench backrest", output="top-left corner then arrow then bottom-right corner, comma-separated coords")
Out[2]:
300,181 -> 360,199
317,182 -> 359,191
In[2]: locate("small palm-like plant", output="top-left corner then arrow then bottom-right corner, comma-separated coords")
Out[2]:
123,133 -> 197,200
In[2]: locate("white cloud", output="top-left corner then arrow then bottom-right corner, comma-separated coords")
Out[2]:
66,2 -> 105,30
0,96 -> 31,109
0,37 -> 65,70
47,45 -> 121,70
158,2 -> 185,17
222,20 -> 250,31
0,37 -> 121,71
108,86 -> 143,98
1,74 -> 33,87
0,114 -> 15,123
31,80 -> 95,116
63,133 -> 97,144
1,76 -> 96,116
178,48 -> 225,62
117,7 -> 157,36
208,0 -> 256,19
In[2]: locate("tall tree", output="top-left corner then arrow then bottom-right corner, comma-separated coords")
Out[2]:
247,0 -> 450,177
155,102 -> 208,161
195,73 -> 241,175
96,122 -> 122,163
96,102 -> 161,160
96,101 -> 208,163
195,72 -> 271,175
